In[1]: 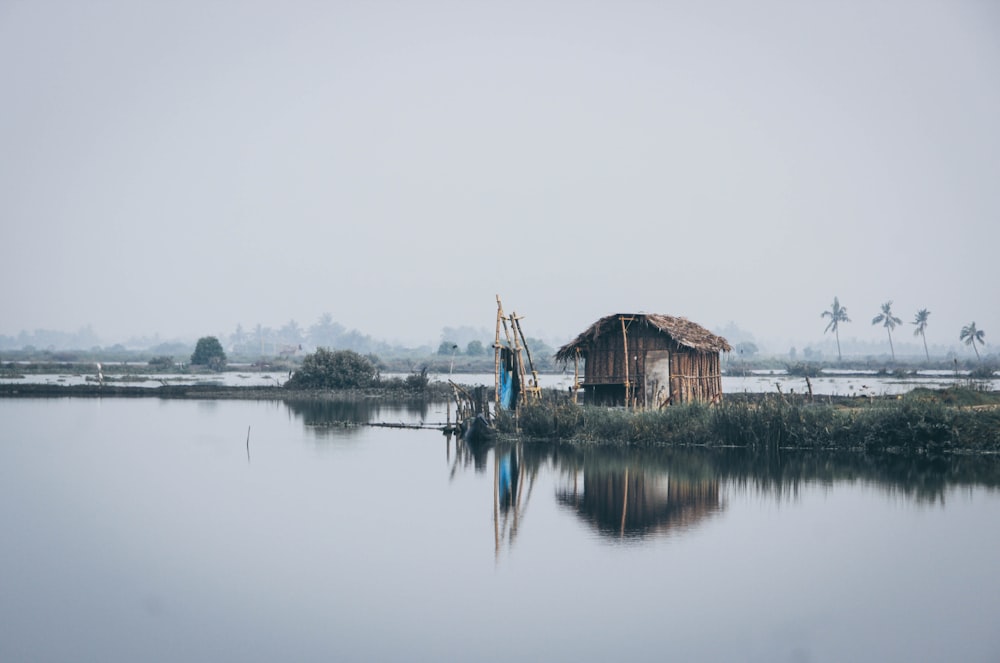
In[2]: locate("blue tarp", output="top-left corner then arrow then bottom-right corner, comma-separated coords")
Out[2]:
500,362 -> 514,409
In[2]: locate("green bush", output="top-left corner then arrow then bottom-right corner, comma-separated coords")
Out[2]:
191,336 -> 226,371
285,348 -> 378,389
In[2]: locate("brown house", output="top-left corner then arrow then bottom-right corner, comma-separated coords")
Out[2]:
555,313 -> 731,406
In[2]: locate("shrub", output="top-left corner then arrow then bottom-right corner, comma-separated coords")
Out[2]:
285,348 -> 378,389
148,355 -> 176,370
969,365 -> 997,380
191,336 -> 227,370
785,363 -> 822,378
404,368 -> 429,390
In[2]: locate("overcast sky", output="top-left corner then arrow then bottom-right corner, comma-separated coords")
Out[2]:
2,0 -> 998,352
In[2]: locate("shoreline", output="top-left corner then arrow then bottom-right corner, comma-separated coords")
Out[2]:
0,382 -> 447,401
5,382 -> 999,455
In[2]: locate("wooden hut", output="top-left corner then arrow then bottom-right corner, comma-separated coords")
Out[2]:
555,314 -> 731,406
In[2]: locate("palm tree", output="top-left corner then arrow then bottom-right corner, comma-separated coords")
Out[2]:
960,322 -> 986,361
872,300 -> 902,361
911,309 -> 931,361
821,297 -> 850,361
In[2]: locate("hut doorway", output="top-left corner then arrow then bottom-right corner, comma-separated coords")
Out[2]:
645,350 -> 671,407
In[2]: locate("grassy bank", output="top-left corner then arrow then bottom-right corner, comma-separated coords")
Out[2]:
500,387 -> 1000,454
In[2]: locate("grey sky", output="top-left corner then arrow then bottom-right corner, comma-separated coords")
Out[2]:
2,0 -> 998,352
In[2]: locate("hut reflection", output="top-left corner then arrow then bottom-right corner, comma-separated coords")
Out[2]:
446,440 -> 1000,554
557,464 -> 723,539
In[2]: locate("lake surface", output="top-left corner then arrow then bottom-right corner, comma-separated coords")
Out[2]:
2,397 -> 1000,662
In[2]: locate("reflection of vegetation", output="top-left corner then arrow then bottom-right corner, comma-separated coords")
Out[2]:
501,388 -> 1000,453
461,441 -> 1000,543
524,444 -> 1000,519
447,442 -> 1000,543
285,398 -> 429,435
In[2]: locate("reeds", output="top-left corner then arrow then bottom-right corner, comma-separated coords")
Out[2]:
501,388 -> 1000,453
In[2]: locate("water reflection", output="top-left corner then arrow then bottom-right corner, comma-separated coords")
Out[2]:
447,438 -> 1000,546
284,401 -> 1000,545
285,399 -> 430,436
556,462 -> 724,539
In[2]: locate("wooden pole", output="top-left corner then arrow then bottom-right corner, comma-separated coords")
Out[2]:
509,313 -> 529,406
573,348 -> 580,405
620,316 -> 631,408
494,295 -> 503,407
512,314 -> 540,402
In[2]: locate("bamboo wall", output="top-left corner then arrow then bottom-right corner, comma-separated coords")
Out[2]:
581,325 -> 724,406
668,350 -> 723,405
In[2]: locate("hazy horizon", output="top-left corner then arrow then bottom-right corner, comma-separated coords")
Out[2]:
3,1 -> 998,356
0,313 -> 991,362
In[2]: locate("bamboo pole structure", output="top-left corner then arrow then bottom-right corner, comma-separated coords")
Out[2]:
509,313 -> 529,406
494,295 -> 504,407
512,313 -> 540,403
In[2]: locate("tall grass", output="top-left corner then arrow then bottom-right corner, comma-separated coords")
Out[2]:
502,389 -> 1000,453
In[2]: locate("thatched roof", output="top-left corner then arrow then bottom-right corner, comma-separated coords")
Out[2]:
555,313 -> 732,361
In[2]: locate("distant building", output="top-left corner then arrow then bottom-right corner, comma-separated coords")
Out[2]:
555,313 -> 731,406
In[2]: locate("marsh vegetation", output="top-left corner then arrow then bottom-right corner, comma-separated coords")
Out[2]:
500,387 -> 1000,453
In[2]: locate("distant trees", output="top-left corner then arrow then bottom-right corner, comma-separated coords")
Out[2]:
872,301 -> 903,361
466,340 -> 486,356
191,336 -> 226,370
960,322 -> 986,361
912,309 -> 931,361
279,319 -> 305,348
438,341 -> 459,356
285,348 -> 378,389
821,297 -> 851,361
309,313 -> 346,348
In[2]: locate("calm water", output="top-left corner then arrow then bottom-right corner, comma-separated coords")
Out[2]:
2,398 -> 1000,662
